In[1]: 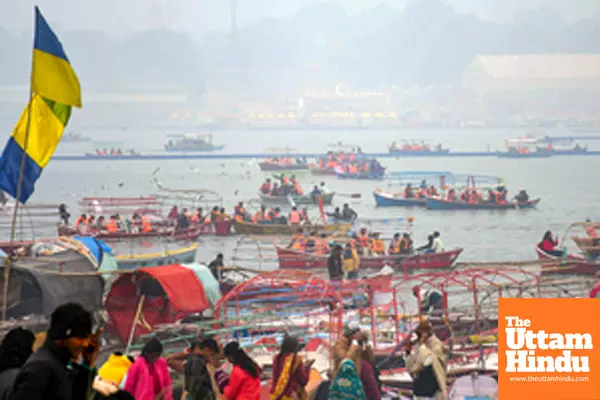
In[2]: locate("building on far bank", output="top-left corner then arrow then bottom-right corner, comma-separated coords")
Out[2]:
462,54 -> 600,119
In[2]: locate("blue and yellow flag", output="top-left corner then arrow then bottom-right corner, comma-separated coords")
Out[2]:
0,7 -> 81,203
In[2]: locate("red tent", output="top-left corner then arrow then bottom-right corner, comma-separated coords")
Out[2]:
105,265 -> 209,342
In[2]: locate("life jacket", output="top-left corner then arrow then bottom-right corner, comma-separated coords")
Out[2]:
326,161 -> 336,169
191,212 -> 200,223
395,238 -> 407,253
252,210 -> 264,222
106,219 -> 118,233
371,239 -> 385,253
260,183 -> 271,193
586,225 -> 598,238
349,153 -> 356,162
141,216 -> 152,233
318,159 -> 325,168
289,211 -> 301,224
358,233 -> 369,247
348,238 -> 357,249
349,165 -> 358,174
315,238 -> 329,254
294,182 -> 303,195
282,177 -> 290,186
75,216 -> 86,228
291,234 -> 305,250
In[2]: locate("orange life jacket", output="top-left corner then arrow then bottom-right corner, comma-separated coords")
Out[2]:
319,160 -> 325,168
294,183 -> 303,195
289,211 -> 301,224
141,217 -> 152,232
253,210 -> 264,222
75,216 -> 85,228
282,177 -> 290,186
106,219 -> 118,233
358,233 -> 369,247
371,239 -> 385,253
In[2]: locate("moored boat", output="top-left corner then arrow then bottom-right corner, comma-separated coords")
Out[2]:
276,247 -> 463,270
258,192 -> 334,205
426,197 -> 540,210
116,242 -> 198,270
58,225 -> 205,241
373,190 -> 426,207
535,246 -> 600,275
234,220 -> 351,235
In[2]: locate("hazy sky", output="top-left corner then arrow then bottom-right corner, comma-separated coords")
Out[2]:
2,0 -> 599,34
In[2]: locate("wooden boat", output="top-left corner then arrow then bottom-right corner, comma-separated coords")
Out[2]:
535,246 -> 600,275
258,161 -> 309,172
258,192 -> 334,205
164,132 -> 225,152
116,242 -> 198,270
572,236 -> 600,258
426,197 -> 540,210
233,220 -> 352,235
276,247 -> 463,270
373,190 -> 426,207
58,225 -> 205,241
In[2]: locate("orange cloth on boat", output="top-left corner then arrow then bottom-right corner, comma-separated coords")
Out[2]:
289,210 -> 301,224
141,216 -> 152,232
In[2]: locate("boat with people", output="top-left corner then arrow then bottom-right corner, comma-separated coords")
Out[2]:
276,247 -> 463,270
572,237 -> 600,259
496,137 -> 553,158
426,197 -> 540,210
535,246 -> 600,275
61,132 -> 91,143
334,159 -> 386,180
233,220 -> 352,235
310,145 -> 368,175
388,140 -> 450,155
164,132 -> 225,152
258,192 -> 334,205
373,189 -> 427,207
85,141 -> 140,157
258,157 -> 309,172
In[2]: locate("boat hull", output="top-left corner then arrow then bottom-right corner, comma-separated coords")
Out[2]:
495,151 -> 552,158
57,221 -> 232,240
336,172 -> 385,180
535,246 -> 600,275
276,247 -> 462,270
259,162 -> 309,172
309,167 -> 337,176
426,198 -> 540,210
373,191 -> 426,207
258,193 -> 334,205
116,243 -> 198,269
234,220 -> 351,235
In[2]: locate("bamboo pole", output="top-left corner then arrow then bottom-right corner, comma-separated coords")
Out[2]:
125,294 -> 145,353
2,87 -> 34,322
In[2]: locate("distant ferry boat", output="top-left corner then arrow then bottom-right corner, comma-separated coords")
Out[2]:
61,132 -> 91,143
164,133 -> 225,152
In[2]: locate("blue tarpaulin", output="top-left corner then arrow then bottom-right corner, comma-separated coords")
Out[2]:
73,236 -> 113,265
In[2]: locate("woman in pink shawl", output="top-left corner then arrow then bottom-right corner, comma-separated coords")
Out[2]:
124,338 -> 173,400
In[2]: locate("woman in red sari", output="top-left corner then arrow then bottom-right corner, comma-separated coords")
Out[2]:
270,336 -> 314,400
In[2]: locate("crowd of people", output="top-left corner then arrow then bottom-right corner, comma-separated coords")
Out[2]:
0,300 -> 451,400
259,175 -> 331,199
390,141 -> 444,152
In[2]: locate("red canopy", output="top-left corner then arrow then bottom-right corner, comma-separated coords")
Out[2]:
105,265 -> 209,342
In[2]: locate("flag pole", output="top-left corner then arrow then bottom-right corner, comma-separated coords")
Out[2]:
1,19 -> 36,320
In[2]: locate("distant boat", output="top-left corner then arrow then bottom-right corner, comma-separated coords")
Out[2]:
61,132 -> 91,143
388,140 -> 450,155
164,132 -> 225,152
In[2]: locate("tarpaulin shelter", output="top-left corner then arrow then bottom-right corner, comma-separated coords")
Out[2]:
1,249 -> 104,319
182,262 -> 221,306
105,264 -> 209,342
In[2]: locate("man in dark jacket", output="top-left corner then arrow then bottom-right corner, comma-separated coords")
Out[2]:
208,253 -> 224,280
327,245 -> 343,281
183,339 -> 220,400
10,303 -> 101,400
